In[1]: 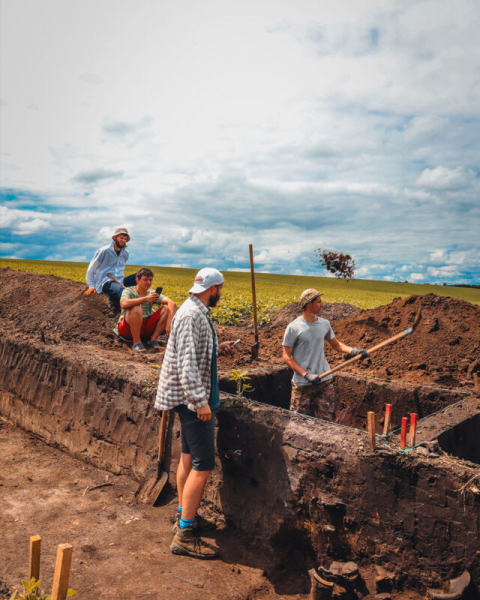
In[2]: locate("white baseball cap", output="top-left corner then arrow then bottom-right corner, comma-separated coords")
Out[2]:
189,268 -> 225,294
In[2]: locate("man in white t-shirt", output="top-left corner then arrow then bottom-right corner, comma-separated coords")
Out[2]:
282,288 -> 368,418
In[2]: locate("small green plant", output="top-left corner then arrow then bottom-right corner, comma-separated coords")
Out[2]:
225,369 -> 254,407
142,378 -> 154,393
5,577 -> 77,600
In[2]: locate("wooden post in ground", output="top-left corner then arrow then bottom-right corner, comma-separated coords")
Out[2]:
409,413 -> 418,447
51,544 -> 73,600
383,404 -> 392,436
400,417 -> 408,450
367,411 -> 376,451
29,535 -> 41,581
474,373 -> 480,394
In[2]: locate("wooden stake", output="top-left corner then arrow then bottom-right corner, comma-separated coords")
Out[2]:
409,413 -> 418,447
367,411 -> 376,451
51,544 -> 73,600
383,404 -> 392,436
400,417 -> 408,450
473,373 -> 480,394
29,535 -> 41,581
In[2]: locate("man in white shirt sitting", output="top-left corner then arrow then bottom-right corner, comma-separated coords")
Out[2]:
84,227 -> 136,305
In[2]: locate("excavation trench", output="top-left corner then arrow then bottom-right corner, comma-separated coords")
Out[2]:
1,270 -> 480,596
1,336 -> 480,596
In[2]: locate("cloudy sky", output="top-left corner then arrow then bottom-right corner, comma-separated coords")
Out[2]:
1,0 -> 479,283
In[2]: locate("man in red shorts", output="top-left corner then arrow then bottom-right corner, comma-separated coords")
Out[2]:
118,267 -> 176,353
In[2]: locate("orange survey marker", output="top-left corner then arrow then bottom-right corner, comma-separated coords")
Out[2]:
400,417 -> 408,450
409,413 -> 418,447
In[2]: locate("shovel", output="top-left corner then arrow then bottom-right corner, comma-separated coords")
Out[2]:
314,306 -> 422,382
249,244 -> 259,359
107,273 -> 126,288
136,410 -> 169,504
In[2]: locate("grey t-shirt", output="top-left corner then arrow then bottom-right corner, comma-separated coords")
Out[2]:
282,316 -> 335,386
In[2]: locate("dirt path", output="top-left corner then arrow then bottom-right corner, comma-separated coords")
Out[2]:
0,419 -> 303,600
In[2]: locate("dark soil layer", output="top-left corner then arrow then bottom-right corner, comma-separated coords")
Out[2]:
1,268 -> 479,392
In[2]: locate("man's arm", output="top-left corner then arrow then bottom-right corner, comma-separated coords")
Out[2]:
120,291 -> 159,309
85,248 -> 105,290
327,337 -> 353,354
283,346 -> 309,378
160,297 -> 177,335
328,337 -> 368,359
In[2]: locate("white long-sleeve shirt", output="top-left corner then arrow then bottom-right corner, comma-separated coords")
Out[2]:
85,242 -> 129,293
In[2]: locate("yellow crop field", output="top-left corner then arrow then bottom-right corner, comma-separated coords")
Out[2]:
1,258 -> 479,325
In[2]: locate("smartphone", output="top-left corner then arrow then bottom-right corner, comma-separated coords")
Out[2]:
155,286 -> 163,296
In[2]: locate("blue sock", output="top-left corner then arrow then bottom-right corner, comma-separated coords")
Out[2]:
177,505 -> 182,513
179,517 -> 196,530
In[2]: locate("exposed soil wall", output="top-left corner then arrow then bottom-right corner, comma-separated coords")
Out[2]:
1,332 -> 480,594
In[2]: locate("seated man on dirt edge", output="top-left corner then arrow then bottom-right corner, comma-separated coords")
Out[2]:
155,268 -> 236,560
118,267 -> 176,353
282,288 -> 368,419
84,227 -> 137,305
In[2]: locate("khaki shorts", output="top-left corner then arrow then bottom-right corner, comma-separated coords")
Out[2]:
290,380 -> 335,419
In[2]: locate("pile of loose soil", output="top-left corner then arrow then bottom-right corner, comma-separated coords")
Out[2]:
1,269 -> 479,390
0,267 -> 117,346
263,301 -> 363,330
328,294 -> 480,388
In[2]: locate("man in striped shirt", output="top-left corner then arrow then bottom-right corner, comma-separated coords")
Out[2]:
155,268 -> 235,559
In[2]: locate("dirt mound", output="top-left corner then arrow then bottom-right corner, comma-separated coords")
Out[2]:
1,269 -> 479,391
328,294 -> 480,388
265,301 -> 363,330
218,294 -> 480,390
0,267 -> 117,346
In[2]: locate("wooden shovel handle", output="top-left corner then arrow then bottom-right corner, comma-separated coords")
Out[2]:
249,244 -> 259,339
107,273 -> 125,288
317,306 -> 422,380
158,410 -> 168,461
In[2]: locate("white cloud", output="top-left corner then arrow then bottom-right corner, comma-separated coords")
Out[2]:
0,0 -> 479,285
410,273 -> 425,281
15,218 -> 51,235
416,166 -> 475,190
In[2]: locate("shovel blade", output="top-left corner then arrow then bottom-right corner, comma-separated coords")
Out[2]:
136,469 -> 168,505
251,342 -> 259,359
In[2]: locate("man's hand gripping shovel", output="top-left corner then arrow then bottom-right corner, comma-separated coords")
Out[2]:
310,306 -> 422,384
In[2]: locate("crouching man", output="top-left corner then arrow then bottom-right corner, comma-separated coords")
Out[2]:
155,268 -> 236,560
118,267 -> 176,353
282,288 -> 368,419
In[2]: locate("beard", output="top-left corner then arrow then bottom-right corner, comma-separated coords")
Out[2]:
208,292 -> 221,307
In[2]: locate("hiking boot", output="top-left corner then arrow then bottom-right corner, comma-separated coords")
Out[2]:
170,527 -> 219,560
172,512 -> 217,534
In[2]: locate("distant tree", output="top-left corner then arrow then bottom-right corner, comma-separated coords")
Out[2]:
314,247 -> 356,280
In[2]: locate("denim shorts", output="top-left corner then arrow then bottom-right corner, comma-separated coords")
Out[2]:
178,410 -> 216,471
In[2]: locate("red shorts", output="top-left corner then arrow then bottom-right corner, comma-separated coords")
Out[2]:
118,307 -> 163,340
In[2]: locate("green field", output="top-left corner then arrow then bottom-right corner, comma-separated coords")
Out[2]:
1,258 -> 479,325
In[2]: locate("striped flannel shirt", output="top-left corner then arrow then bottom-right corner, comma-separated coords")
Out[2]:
154,294 -> 218,412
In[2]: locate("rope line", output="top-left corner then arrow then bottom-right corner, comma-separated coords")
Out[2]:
335,371 -> 473,395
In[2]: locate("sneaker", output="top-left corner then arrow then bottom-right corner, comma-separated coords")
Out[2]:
172,512 -> 217,534
170,527 -> 219,560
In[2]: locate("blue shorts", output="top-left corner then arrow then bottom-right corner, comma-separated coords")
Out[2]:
178,410 -> 216,472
